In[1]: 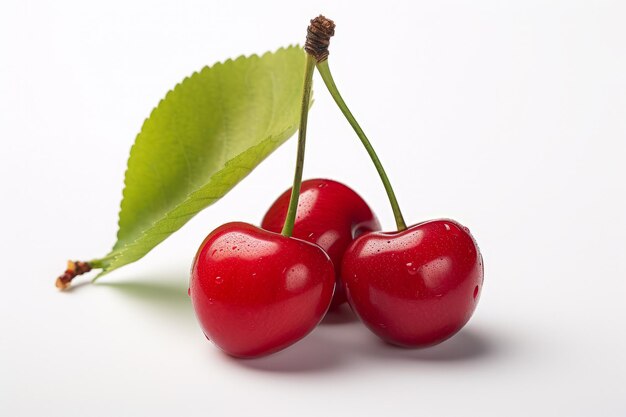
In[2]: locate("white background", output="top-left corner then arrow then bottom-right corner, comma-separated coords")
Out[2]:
1,1 -> 625,416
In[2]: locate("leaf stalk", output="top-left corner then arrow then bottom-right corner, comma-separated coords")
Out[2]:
55,260 -> 92,290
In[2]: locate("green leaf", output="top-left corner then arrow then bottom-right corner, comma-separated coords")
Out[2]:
92,45 -> 306,276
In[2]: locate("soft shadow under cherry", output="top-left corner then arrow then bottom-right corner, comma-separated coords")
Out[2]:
231,331 -> 345,373
321,304 -> 358,325
357,328 -> 502,362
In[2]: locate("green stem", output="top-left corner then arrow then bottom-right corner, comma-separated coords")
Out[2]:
89,258 -> 107,269
281,54 -> 316,237
316,59 -> 407,231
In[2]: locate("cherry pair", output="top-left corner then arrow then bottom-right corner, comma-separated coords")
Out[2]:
190,178 -> 483,357
190,16 -> 483,358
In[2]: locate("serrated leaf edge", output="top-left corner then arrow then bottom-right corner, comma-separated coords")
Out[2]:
96,45 -> 305,277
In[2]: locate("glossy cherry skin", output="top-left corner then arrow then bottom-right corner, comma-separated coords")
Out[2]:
190,222 -> 335,358
262,179 -> 381,309
342,219 -> 483,347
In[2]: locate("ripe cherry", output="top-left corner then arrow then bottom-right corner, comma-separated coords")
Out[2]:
261,178 -> 380,309
312,25 -> 484,348
190,50 -> 335,358
342,219 -> 483,347
190,222 -> 335,358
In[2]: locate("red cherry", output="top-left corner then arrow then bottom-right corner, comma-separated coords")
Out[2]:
190,222 -> 335,358
261,179 -> 381,309
342,219 -> 483,347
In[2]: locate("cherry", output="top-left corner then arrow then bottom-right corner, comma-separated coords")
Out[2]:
309,18 -> 484,347
261,178 -> 380,309
342,219 -> 483,347
190,43 -> 335,357
190,222 -> 335,357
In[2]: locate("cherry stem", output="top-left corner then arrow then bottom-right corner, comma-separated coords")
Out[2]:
281,53 -> 316,237
316,59 -> 407,231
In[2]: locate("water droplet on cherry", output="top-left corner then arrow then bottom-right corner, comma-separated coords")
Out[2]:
406,262 -> 418,275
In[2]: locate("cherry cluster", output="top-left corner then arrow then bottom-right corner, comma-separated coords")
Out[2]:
190,179 -> 483,358
189,15 -> 483,359
51,16 -> 483,360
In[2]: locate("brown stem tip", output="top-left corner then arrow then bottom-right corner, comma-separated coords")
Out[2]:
305,15 -> 335,62
55,260 -> 92,290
